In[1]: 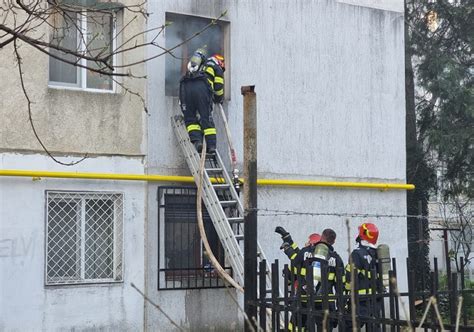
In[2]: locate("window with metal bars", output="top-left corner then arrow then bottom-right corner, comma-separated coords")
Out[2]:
45,191 -> 123,285
158,186 -> 231,290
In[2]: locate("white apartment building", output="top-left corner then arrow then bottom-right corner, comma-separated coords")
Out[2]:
1,1 -> 407,330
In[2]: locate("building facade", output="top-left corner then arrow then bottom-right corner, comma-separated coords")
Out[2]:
1,0 -> 406,330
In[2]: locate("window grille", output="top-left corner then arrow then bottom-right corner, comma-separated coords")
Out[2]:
45,191 -> 123,285
157,186 -> 231,290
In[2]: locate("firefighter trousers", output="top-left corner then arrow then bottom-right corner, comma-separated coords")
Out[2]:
179,79 -> 216,149
344,300 -> 382,332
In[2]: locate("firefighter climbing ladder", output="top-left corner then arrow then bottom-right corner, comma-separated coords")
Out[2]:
172,114 -> 273,293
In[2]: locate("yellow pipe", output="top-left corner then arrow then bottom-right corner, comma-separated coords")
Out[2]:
257,178 -> 414,190
0,169 -> 415,190
0,169 -> 196,183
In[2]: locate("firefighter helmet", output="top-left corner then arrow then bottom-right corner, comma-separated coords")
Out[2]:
358,222 -> 379,245
308,233 -> 321,245
211,54 -> 225,71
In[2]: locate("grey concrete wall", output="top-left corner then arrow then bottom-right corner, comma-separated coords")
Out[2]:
147,0 -> 405,181
0,2 -> 146,156
146,0 -> 406,330
0,154 -> 146,331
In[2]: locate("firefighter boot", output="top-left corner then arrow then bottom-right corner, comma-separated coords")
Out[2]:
207,145 -> 216,154
193,141 -> 203,153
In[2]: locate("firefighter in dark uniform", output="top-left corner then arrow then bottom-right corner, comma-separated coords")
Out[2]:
310,228 -> 344,331
179,49 -> 225,153
275,226 -> 321,331
344,222 -> 381,331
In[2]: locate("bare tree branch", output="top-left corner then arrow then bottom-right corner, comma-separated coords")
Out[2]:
14,38 -> 87,166
130,282 -> 185,331
3,1 -> 228,166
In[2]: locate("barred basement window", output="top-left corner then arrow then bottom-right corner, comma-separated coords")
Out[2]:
45,191 -> 123,285
157,186 -> 231,290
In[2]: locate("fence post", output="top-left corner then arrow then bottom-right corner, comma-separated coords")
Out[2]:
321,263 -> 329,332
421,251 -> 428,332
429,270 -> 436,331
370,267 -> 379,332
271,260 -> 280,331
307,262 -> 315,332
406,258 -> 416,327
335,266 -> 345,331
433,257 -> 439,332
259,260 -> 267,331
296,266 -> 303,330
460,257 -> 467,326
392,258 -> 400,332
375,261 -> 387,332
283,263 -> 289,330
450,272 -> 458,327
289,261 -> 296,330
388,270 -> 396,332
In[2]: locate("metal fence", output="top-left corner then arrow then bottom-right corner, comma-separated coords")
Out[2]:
256,256 -> 473,331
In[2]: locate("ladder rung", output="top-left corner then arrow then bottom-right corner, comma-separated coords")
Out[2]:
213,184 -> 230,189
228,217 -> 244,224
206,168 -> 223,173
220,200 -> 237,207
235,234 -> 244,241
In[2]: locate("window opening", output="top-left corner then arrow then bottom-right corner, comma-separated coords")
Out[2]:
157,186 -> 231,290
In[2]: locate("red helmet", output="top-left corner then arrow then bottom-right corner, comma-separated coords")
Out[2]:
307,233 -> 321,245
358,222 -> 379,245
211,54 -> 225,71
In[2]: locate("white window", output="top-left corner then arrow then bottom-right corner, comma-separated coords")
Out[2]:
49,10 -> 115,91
45,191 -> 123,285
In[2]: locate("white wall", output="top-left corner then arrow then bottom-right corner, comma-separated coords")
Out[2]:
0,153 -> 146,331
146,0 -> 407,330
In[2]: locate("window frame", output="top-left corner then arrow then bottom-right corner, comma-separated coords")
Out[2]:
48,10 -> 117,93
157,186 -> 231,290
164,12 -> 230,99
44,190 -> 124,286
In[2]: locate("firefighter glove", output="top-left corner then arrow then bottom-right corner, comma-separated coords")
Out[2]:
280,242 -> 290,250
275,226 -> 289,237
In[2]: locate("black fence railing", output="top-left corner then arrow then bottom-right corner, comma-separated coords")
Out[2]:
257,256 -> 473,331
158,266 -> 233,290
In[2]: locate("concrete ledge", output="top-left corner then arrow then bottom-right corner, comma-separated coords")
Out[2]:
337,0 -> 404,13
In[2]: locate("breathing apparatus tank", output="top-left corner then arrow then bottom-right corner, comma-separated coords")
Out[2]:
376,244 -> 391,288
187,47 -> 208,74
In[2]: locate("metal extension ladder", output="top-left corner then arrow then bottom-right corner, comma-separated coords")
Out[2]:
172,114 -> 273,291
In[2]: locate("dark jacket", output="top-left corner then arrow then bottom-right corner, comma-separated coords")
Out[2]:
202,59 -> 224,103
344,244 -> 378,295
310,242 -> 344,300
